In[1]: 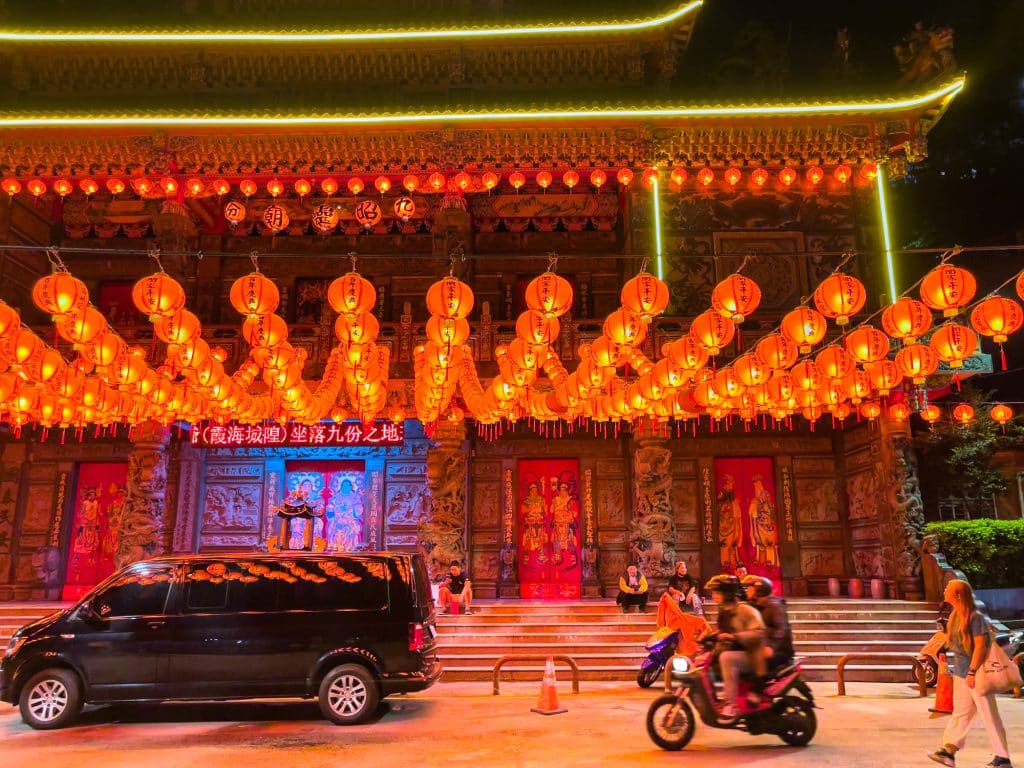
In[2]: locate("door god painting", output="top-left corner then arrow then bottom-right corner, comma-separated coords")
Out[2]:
62,462 -> 129,601
285,461 -> 366,552
517,459 -> 582,599
713,458 -> 781,586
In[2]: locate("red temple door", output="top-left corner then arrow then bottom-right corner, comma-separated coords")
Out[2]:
516,458 -> 582,599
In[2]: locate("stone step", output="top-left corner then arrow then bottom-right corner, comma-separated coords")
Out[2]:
437,639 -> 925,653
442,664 -> 918,684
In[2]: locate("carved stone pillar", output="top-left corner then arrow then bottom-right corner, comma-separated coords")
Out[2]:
878,416 -> 926,599
115,422 -> 171,569
419,419 -> 467,581
629,423 -> 676,582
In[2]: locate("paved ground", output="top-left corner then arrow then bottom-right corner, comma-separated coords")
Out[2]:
1,682 -> 1020,768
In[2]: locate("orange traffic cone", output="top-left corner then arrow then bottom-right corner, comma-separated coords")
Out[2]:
531,657 -> 568,716
929,653 -> 953,718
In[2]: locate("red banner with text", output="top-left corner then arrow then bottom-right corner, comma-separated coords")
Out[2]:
517,458 -> 582,599
713,457 -> 781,589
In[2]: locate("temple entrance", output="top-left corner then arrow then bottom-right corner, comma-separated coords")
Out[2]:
517,458 -> 582,599
62,462 -> 129,601
713,457 -> 783,589
283,461 -> 366,551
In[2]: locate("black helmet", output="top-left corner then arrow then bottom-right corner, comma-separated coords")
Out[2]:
742,574 -> 773,598
704,574 -> 742,599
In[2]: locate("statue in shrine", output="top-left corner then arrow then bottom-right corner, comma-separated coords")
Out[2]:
748,474 -> 780,568
267,490 -> 326,553
718,474 -> 742,568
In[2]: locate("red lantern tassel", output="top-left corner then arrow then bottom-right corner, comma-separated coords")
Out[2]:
1001,344 -> 1008,371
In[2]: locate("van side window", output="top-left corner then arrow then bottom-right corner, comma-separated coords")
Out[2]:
286,558 -> 389,611
183,561 -> 280,613
93,565 -> 175,618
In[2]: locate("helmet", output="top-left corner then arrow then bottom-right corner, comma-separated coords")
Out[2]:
704,573 -> 742,599
742,574 -> 773,598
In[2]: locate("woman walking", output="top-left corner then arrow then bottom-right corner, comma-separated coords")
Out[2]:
928,579 -> 1012,768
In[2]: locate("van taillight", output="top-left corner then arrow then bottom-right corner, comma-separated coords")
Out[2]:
409,622 -> 425,652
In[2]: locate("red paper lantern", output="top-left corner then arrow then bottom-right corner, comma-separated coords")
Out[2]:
834,164 -> 852,184
132,273 -> 186,318
373,176 -> 391,195
294,178 -> 312,198
536,171 -> 552,190
239,179 -> 257,198
781,307 -> 827,353
844,326 -> 890,363
159,176 -> 178,196
755,333 -> 798,370
791,361 -> 823,392
562,170 -> 580,190
616,168 -> 634,186
56,306 -> 107,345
347,177 -> 365,196
354,199 -> 383,229
230,272 -> 280,317
1017,271 -> 1024,303
525,272 -> 574,319
778,167 -> 797,187
310,203 -> 340,234
27,178 -> 47,197
667,336 -> 709,371
154,309 -> 201,345
895,343 -> 939,384
929,324 -> 977,369
242,314 -> 288,348
860,401 -> 882,420
453,172 -> 472,192
813,273 -> 866,326
920,264 -> 977,317
751,168 -> 769,187
766,373 -> 794,407
603,309 -> 646,347
589,169 -> 607,189
392,196 -> 416,222
427,172 -> 446,193
79,178 -> 99,197
621,272 -> 670,322
328,273 -> 376,316
321,177 -> 339,196
426,276 -> 475,320
1,178 -> 22,197
970,297 -> 1023,343
223,200 -> 247,225
889,402 -> 911,422
53,178 -> 74,197
840,369 -> 872,403
33,273 -> 88,316
952,403 -> 975,425
921,404 -> 942,425
106,178 -> 126,196
689,310 -> 735,355
213,178 -> 231,196
724,167 -> 742,186
481,172 -> 499,190
517,310 -> 560,348
881,297 -> 933,343
990,404 -> 1014,425
508,171 -> 526,190
696,168 -> 715,187
864,360 -> 903,396
669,167 -> 687,187
806,166 -> 825,185
733,353 -> 769,387
262,203 -> 289,233
711,274 -> 762,323
425,316 -> 470,347
334,312 -> 380,345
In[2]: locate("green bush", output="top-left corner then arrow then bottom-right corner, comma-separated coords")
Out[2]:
925,520 -> 1024,589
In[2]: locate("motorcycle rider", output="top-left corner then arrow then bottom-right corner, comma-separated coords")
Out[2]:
705,574 -> 767,719
742,574 -> 794,672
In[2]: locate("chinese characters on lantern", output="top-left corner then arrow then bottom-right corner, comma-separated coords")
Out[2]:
190,420 -> 405,448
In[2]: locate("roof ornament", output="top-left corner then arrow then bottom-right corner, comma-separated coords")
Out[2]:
894,22 -> 955,86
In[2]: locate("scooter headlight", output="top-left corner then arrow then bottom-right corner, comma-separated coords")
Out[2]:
670,655 -> 694,675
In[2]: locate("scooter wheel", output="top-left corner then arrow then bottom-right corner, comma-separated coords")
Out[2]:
637,663 -> 664,689
919,658 -> 938,688
774,695 -> 817,747
646,694 -> 695,751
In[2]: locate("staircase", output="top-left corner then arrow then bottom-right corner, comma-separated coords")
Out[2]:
438,599 -> 939,684
0,599 -> 939,685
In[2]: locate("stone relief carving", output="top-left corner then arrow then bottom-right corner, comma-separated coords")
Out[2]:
671,480 -> 699,528
888,436 -> 926,588
628,445 -> 676,579
795,478 -> 839,522
471,483 -> 501,527
598,550 -> 629,581
115,432 -> 169,569
471,551 -> 499,581
385,483 -> 430,526
853,547 -> 885,579
419,449 -> 467,580
597,481 -> 625,527
202,485 -> 260,530
847,469 -> 881,521
799,548 -> 844,577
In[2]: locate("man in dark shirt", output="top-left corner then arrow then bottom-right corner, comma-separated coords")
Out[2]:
666,560 -> 703,615
742,574 -> 794,668
438,561 -> 473,614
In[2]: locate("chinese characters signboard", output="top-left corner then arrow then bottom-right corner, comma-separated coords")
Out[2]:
191,421 -> 405,448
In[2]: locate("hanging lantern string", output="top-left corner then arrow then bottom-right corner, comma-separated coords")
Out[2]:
249,249 -> 261,273
547,251 -> 559,273
638,255 -> 651,275
349,251 -> 358,273
6,242 -> 1024,263
45,246 -> 69,273
147,246 -> 166,274
735,252 -> 754,275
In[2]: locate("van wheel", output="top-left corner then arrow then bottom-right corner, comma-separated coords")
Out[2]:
19,668 -> 82,730
318,664 -> 379,725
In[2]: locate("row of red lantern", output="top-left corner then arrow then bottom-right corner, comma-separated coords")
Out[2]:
0,163 -> 879,203
414,274 -> 476,424
225,197 -> 411,234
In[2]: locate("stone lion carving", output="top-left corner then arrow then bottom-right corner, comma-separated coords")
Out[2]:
419,449 -> 467,580
629,446 -> 676,579
32,546 -> 62,600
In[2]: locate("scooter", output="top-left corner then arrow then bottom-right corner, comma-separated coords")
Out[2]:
638,627 -> 679,688
646,637 -> 817,751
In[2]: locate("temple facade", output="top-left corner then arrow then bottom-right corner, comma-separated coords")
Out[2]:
0,1 -> 965,601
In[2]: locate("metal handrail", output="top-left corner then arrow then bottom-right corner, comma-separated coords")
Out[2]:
492,654 -> 580,695
836,653 -> 927,697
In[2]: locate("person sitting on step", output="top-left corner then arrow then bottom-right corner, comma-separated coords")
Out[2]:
617,564 -> 649,613
438,561 -> 473,615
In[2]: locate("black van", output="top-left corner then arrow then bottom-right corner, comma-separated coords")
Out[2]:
0,552 -> 441,729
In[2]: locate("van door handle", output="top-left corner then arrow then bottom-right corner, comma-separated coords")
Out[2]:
147,620 -> 165,629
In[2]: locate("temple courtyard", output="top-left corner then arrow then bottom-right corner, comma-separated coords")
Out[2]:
1,682 -> 1020,768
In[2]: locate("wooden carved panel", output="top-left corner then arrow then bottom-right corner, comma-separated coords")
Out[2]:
472,482 -> 501,528
471,549 -> 500,581
792,457 -> 837,475
597,480 -> 626,527
671,479 -> 699,528
853,546 -> 885,579
22,484 -> 57,534
598,549 -> 629,581
798,528 -> 843,544
795,478 -> 839,523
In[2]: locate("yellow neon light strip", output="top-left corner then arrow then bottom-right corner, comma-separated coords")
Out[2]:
651,176 -> 664,281
876,165 -> 899,303
0,1 -> 702,42
0,78 -> 965,128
